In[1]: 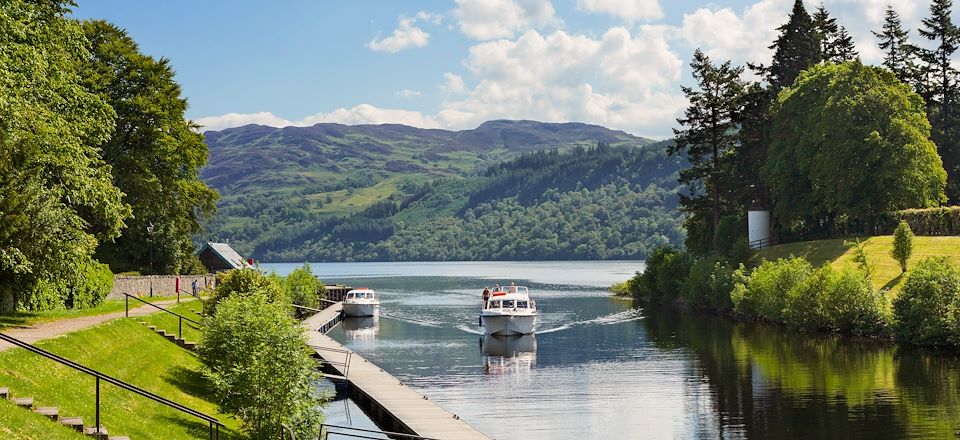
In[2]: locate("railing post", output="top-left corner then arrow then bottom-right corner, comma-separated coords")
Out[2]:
125,295 -> 128,317
209,421 -> 213,440
179,317 -> 183,341
95,376 -> 101,434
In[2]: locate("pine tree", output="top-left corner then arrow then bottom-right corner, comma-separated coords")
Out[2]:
918,0 -> 960,203
873,5 -> 914,82
769,0 -> 821,89
670,49 -> 745,232
813,4 -> 858,63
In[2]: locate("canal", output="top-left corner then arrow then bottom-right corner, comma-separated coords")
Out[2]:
265,261 -> 960,439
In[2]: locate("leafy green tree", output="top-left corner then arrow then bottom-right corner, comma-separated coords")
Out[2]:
766,62 -> 946,234
873,5 -> 915,82
285,264 -> 323,310
917,0 -> 960,203
81,21 -> 218,275
0,0 -> 130,311
199,292 -> 323,439
205,268 -> 285,314
893,256 -> 960,345
768,0 -> 821,90
892,220 -> 914,272
670,49 -> 745,232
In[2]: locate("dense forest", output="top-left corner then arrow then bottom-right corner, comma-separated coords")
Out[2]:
225,142 -> 685,262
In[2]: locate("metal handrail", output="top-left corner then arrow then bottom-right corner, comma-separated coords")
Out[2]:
124,293 -> 201,341
0,332 -> 223,439
309,345 -> 352,378
320,424 -> 439,440
748,237 -> 772,250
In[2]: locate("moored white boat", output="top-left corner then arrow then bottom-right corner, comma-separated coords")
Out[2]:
480,285 -> 537,336
342,288 -> 380,317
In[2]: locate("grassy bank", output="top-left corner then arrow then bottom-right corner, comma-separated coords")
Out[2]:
0,397 -> 87,440
758,236 -> 960,294
138,301 -> 205,343
0,318 -> 243,439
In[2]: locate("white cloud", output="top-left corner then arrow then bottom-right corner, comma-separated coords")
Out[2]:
678,0 -> 787,67
454,0 -> 560,40
441,72 -> 467,94
396,89 -> 423,98
578,0 -> 663,22
368,16 -> 430,53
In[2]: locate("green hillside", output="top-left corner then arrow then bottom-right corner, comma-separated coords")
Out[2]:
758,236 -> 960,294
200,120 -> 681,261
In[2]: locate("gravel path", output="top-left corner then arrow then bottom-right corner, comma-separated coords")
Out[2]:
0,298 -> 197,352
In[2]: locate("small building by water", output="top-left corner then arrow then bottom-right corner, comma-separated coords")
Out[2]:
197,242 -> 251,273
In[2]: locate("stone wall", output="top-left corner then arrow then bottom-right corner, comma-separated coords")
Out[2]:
109,274 -> 216,299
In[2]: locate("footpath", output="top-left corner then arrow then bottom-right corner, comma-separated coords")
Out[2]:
0,298 -> 192,352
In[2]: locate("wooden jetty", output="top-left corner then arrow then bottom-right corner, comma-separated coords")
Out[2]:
303,305 -> 492,440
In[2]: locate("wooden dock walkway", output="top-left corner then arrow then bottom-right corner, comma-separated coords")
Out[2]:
303,305 -> 492,440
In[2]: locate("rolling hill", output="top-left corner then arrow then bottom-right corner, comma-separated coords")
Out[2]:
200,120 -> 683,261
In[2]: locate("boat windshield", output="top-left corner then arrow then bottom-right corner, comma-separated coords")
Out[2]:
502,300 -> 515,308
346,293 -> 354,299
516,300 -> 528,308
490,300 -> 500,308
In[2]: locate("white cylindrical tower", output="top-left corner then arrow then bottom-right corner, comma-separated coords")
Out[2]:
747,210 -> 771,248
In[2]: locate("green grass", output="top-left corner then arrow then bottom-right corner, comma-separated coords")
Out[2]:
758,235 -> 960,294
0,294 -> 181,330
0,397 -> 87,439
0,319 -> 244,439
138,301 -> 205,343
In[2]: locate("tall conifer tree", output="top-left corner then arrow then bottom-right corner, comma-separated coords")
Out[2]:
769,0 -> 821,90
873,5 -> 914,82
918,0 -> 960,202
813,4 -> 858,63
670,50 -> 745,232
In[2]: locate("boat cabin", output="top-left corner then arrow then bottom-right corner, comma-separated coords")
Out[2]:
346,290 -> 376,300
487,298 -> 534,309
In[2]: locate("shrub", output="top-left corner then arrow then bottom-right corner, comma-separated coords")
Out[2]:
712,215 -> 745,257
12,260 -> 113,311
286,264 -> 322,310
682,259 -> 735,311
783,266 -> 834,331
825,268 -> 888,335
69,260 -> 113,309
732,258 -> 812,322
629,247 -> 691,300
893,256 -> 960,346
199,292 -> 324,439
882,206 -> 960,236
892,220 -> 913,273
205,268 -> 286,315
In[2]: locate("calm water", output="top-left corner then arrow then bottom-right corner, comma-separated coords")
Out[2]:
264,261 -> 960,439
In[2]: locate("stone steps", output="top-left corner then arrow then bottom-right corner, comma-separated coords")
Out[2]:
136,322 -> 197,351
2,385 -> 131,439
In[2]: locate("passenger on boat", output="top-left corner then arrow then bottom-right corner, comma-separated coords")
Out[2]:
509,282 -> 518,293
482,287 -> 490,308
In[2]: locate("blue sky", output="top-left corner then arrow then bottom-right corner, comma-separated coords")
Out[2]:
72,0 -> 952,139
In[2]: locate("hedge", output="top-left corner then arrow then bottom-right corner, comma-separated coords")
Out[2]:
881,207 -> 960,236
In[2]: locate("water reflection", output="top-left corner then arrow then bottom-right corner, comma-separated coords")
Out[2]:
481,335 -> 537,376
342,316 -> 379,341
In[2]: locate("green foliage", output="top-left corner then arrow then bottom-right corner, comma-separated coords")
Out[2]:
768,0 -> 821,90
712,215 -> 746,257
873,5 -> 913,82
285,264 -> 322,310
628,247 -> 691,301
893,256 -> 960,346
766,62 -> 946,236
252,144 -> 686,261
845,238 -> 875,279
82,20 -> 218,275
892,221 -> 914,272
0,0 -> 130,311
681,259 -> 736,311
732,258 -> 812,321
609,281 -> 631,296
825,268 -> 888,335
205,268 -> 285,315
69,260 -> 114,309
198,293 -> 323,439
882,206 -> 960,235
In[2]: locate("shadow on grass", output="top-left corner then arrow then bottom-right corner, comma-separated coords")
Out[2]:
165,365 -> 214,401
0,313 -> 39,329
158,413 -> 243,440
882,273 -> 905,292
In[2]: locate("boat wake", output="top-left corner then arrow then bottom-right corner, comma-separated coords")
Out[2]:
456,324 -> 485,335
537,309 -> 643,334
380,312 -> 442,327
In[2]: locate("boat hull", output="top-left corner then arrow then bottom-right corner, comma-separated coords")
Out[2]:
481,314 -> 536,336
343,302 -> 380,317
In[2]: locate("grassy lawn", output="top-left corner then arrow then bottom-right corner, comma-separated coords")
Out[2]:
0,397 -> 87,440
0,319 -> 243,439
0,294 -> 181,330
758,235 -> 960,294
138,301 -> 205,343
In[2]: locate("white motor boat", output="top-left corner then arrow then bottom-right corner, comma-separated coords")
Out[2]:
342,288 -> 380,317
480,285 -> 537,336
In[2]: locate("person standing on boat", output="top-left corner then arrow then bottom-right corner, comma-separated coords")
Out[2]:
509,282 -> 518,293
482,287 -> 490,309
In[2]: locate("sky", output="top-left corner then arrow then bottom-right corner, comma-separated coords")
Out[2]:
71,0 -> 952,139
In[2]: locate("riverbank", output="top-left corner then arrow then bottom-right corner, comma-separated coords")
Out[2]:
620,236 -> 960,346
